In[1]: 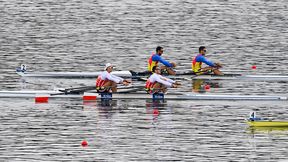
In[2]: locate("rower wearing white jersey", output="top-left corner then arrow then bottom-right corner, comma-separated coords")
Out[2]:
145,66 -> 180,94
96,63 -> 130,92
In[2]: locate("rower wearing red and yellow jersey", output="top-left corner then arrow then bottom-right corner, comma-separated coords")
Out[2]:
192,46 -> 223,75
96,63 -> 130,92
148,46 -> 177,75
145,66 -> 180,94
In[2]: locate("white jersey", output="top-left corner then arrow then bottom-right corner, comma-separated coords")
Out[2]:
100,71 -> 124,83
148,73 -> 175,87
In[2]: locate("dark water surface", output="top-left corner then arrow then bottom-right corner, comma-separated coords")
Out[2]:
1,0 -> 288,161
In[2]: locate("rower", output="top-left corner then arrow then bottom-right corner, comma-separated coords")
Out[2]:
192,46 -> 223,75
96,63 -> 131,93
148,46 -> 177,75
16,64 -> 27,73
145,66 -> 180,94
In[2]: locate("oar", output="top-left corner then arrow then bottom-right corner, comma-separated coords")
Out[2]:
118,84 -> 144,89
189,70 -> 213,79
58,86 -> 96,94
51,84 -> 145,96
131,76 -> 148,81
118,86 -> 144,93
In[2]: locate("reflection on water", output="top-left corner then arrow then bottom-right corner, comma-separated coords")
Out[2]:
83,100 -> 118,118
1,98 -> 288,161
246,126 -> 288,161
247,126 -> 288,135
192,79 -> 221,93
145,100 -> 167,124
83,99 -> 165,122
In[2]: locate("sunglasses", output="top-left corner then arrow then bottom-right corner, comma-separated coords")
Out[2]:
203,50 -> 207,52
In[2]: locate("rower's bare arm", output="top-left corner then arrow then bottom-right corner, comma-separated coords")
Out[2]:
215,63 -> 223,68
172,83 -> 180,88
122,79 -> 131,86
170,62 -> 177,67
175,81 -> 181,85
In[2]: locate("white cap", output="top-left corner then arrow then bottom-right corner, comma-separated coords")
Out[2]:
104,63 -> 113,70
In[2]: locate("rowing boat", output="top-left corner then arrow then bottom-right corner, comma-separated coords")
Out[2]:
246,112 -> 288,127
16,70 -> 133,78
247,121 -> 288,127
192,74 -> 288,81
0,90 -> 287,101
92,93 -> 287,100
16,66 -> 288,80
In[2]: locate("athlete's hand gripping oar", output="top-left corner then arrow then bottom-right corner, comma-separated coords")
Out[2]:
215,62 -> 223,68
172,81 -> 181,88
122,79 -> 131,86
150,81 -> 181,94
189,63 -> 225,79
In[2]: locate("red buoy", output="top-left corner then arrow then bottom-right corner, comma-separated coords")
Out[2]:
81,140 -> 88,147
251,65 -> 257,69
153,109 -> 159,116
204,85 -> 210,90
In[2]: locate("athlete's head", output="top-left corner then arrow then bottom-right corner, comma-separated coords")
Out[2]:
156,46 -> 164,56
105,63 -> 114,72
152,66 -> 161,74
199,46 -> 206,55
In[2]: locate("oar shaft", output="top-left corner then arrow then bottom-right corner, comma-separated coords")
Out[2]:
53,84 -> 144,95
